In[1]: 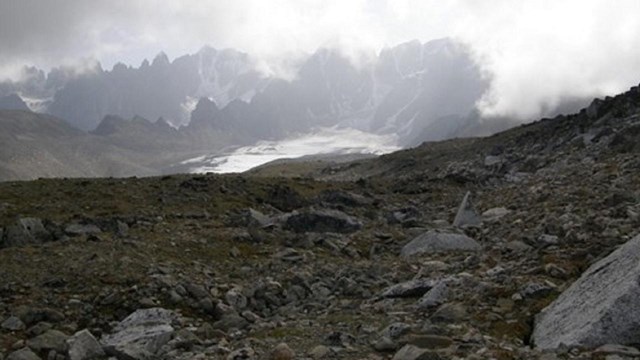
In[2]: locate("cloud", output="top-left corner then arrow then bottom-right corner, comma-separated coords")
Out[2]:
1,0 -> 639,119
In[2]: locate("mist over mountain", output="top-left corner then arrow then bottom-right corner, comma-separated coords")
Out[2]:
0,37 -> 599,180
1,38 -> 542,143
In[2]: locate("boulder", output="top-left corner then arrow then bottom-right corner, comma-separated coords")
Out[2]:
416,281 -> 450,310
285,209 -> 362,234
1,316 -> 26,331
532,235 -> 640,350
17,308 -> 65,326
5,348 -> 41,360
26,329 -> 69,354
401,231 -> 481,258
2,218 -> 51,248
452,192 -> 481,228
101,308 -> 176,360
380,279 -> 436,298
67,329 -> 105,360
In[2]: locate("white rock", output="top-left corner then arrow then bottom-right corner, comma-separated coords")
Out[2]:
101,308 -> 176,360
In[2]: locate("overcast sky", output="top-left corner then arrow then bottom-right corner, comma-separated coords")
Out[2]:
1,0 -> 639,119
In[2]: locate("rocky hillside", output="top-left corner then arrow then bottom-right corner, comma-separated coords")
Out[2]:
0,110 -> 247,182
1,84 -> 640,360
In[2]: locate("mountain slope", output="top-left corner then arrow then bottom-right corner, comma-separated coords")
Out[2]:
0,111 -> 159,181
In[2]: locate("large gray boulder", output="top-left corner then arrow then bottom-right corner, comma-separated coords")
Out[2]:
101,308 -> 176,360
2,218 -> 51,248
401,231 -> 481,258
532,234 -> 640,350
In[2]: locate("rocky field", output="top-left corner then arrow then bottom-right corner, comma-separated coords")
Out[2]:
1,84 -> 640,360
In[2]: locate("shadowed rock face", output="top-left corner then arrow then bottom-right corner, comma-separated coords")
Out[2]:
285,209 -> 362,234
533,235 -> 640,350
0,94 -> 29,111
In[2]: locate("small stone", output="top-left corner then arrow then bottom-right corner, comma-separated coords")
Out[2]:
537,234 -> 559,246
407,335 -> 453,349
373,336 -> 397,352
64,224 -> 101,237
26,323 -> 53,337
380,279 -> 436,298
482,207 -> 511,220
2,317 -> 26,331
504,240 -> 532,252
416,281 -> 449,310
270,343 -> 295,360
392,345 -> 441,360
593,344 -> 640,357
308,345 -> 332,359
519,282 -> 554,299
116,221 -> 129,237
197,298 -> 215,313
430,303 -> 467,323
184,283 -> 209,299
380,323 -> 411,339
241,310 -> 261,323
225,288 -> 248,310
212,314 -> 249,332
226,347 -> 256,360
486,266 -> 506,277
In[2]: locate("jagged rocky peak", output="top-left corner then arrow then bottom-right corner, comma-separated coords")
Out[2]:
152,52 -> 171,67
376,39 -> 425,82
91,115 -> 129,135
189,97 -> 220,127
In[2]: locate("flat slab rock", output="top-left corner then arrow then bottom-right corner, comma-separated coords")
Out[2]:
533,234 -> 640,350
401,231 -> 481,258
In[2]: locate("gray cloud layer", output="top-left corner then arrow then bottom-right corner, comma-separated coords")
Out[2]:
1,0 -> 639,120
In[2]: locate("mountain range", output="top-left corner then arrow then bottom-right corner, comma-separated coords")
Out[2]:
0,38 -> 591,181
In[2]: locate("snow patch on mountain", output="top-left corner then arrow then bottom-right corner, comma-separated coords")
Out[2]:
184,127 -> 399,174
